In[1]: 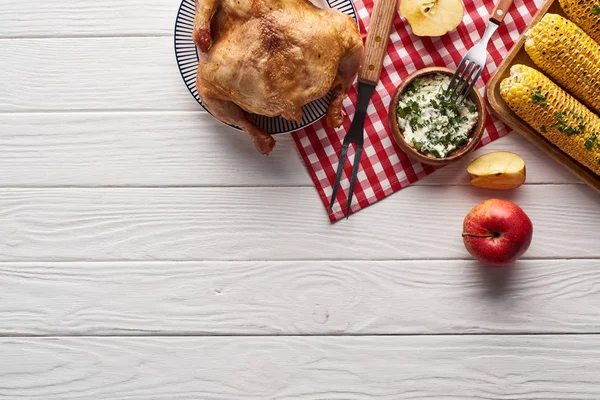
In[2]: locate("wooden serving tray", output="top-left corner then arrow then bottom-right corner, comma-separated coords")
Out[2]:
486,0 -> 600,192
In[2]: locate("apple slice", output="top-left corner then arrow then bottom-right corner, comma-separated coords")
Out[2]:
467,151 -> 526,190
400,0 -> 464,37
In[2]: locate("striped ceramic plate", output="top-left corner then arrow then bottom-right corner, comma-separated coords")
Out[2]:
174,0 -> 358,134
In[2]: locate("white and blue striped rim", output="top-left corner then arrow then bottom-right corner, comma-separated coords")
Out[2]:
174,0 -> 358,134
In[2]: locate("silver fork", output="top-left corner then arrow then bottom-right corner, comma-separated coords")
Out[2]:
445,0 -> 514,104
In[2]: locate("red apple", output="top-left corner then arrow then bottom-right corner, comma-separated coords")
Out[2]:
462,199 -> 533,267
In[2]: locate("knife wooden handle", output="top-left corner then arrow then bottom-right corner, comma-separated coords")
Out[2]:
490,0 -> 513,25
358,0 -> 398,86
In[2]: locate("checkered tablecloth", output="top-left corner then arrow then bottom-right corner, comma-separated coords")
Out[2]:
292,0 -> 543,222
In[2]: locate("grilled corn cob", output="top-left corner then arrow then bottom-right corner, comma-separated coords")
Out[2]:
525,13 -> 600,114
501,65 -> 600,175
559,0 -> 600,44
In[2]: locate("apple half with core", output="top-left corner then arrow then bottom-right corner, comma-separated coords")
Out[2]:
467,152 -> 526,190
462,199 -> 533,267
400,0 -> 465,37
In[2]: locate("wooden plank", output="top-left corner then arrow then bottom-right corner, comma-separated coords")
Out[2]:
0,38 -> 197,112
0,185 -> 597,261
0,0 -> 180,38
0,112 -> 308,187
0,112 -> 578,187
1,259 -> 600,336
1,336 -> 600,399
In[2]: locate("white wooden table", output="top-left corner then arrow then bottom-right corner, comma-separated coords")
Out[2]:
1,1 -> 600,398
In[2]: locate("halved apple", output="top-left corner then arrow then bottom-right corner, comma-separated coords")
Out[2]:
467,152 -> 526,190
400,0 -> 464,37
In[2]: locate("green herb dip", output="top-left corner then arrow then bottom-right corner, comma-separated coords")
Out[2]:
396,74 -> 479,158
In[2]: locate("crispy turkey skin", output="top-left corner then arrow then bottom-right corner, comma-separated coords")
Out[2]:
193,0 -> 363,154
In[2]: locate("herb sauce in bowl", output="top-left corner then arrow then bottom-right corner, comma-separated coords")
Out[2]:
396,74 -> 479,159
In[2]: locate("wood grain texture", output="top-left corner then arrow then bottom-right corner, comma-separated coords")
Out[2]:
359,0 -> 398,85
0,186 -> 597,261
490,0 -> 515,25
0,112 -> 578,187
0,112 -> 308,187
2,336 -> 600,399
1,259 -> 600,336
0,37 -> 196,112
0,0 -> 181,38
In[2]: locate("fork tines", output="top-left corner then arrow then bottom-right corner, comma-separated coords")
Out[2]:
445,59 -> 482,104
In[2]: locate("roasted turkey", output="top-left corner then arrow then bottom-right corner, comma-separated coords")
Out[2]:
192,0 -> 363,154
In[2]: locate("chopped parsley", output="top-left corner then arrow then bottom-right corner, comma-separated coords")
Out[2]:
430,149 -> 442,158
397,100 -> 420,119
532,90 -> 548,107
593,4 -> 600,15
584,134 -> 598,150
551,110 -> 586,136
405,82 -> 419,95
540,125 -> 547,133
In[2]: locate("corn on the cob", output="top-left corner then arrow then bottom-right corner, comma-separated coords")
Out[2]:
559,0 -> 600,44
525,13 -> 600,115
501,64 -> 600,175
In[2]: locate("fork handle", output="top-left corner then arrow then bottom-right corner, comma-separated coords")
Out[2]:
359,0 -> 398,86
490,0 -> 513,25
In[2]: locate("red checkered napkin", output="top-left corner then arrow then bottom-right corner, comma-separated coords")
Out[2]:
293,0 -> 543,222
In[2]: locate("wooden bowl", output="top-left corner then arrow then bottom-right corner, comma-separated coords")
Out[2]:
388,67 -> 486,166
